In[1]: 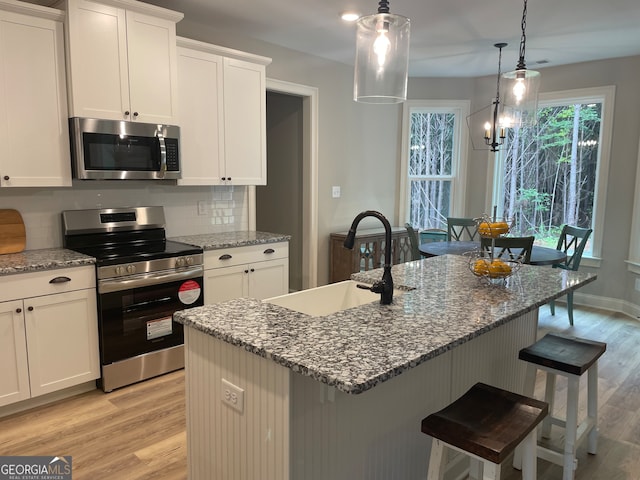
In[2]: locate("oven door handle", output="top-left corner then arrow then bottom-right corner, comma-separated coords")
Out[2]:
98,266 -> 203,294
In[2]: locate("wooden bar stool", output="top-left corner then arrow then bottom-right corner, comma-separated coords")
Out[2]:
421,382 -> 548,480
517,333 -> 606,480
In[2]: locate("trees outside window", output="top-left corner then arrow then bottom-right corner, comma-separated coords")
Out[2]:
492,86 -> 614,258
400,101 -> 469,231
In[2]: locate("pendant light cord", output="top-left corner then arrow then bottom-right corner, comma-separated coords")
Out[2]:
516,0 -> 528,70
495,45 -> 504,102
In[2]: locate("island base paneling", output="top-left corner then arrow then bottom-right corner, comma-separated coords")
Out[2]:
183,308 -> 538,479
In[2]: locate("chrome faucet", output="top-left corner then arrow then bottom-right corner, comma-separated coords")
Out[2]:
343,210 -> 394,305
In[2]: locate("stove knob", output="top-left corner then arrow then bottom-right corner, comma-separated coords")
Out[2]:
185,256 -> 194,266
175,257 -> 185,267
115,266 -> 126,276
126,264 -> 136,274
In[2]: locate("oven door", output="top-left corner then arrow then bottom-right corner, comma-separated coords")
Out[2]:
97,267 -> 203,365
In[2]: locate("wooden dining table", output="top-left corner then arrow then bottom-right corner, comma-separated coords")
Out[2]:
419,240 -> 567,266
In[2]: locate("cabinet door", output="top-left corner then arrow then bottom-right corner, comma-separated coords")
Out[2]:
126,10 -> 178,124
177,47 -> 224,185
65,0 -> 130,121
248,258 -> 289,300
223,58 -> 266,185
0,10 -> 71,187
204,264 -> 248,304
24,290 -> 99,397
0,300 -> 30,407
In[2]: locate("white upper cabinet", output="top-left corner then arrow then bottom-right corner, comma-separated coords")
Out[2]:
0,1 -> 71,187
62,0 -> 182,124
177,46 -> 224,185
177,38 -> 271,186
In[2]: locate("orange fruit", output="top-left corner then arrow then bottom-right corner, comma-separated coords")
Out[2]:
473,258 -> 489,275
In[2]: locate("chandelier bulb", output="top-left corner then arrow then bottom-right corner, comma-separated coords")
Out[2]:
513,78 -> 526,103
373,23 -> 391,68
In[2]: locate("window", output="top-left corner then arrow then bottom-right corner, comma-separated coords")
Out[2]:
400,100 -> 470,230
491,86 -> 614,261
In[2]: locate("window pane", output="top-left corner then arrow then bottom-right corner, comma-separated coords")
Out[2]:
409,112 -> 454,176
499,102 -> 600,252
409,179 -> 451,229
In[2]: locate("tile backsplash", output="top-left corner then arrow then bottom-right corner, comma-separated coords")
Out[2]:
0,182 -> 248,250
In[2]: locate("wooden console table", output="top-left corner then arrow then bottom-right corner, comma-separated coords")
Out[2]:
329,227 -> 412,283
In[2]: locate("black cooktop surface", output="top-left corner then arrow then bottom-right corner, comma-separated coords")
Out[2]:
64,229 -> 202,265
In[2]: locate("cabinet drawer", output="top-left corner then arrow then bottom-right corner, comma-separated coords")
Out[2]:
0,266 -> 96,303
205,242 -> 289,269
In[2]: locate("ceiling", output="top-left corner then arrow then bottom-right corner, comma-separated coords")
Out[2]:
34,0 -> 640,78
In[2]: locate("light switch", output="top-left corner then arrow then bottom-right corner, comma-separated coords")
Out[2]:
332,186 -> 341,198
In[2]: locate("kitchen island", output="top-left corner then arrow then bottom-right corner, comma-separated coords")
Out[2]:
174,254 -> 596,480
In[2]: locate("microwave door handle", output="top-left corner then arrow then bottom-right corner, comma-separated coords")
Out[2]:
157,130 -> 167,179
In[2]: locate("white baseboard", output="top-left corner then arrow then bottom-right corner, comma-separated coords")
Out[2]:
571,291 -> 640,321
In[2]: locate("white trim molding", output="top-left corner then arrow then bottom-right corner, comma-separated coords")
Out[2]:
263,78 -> 319,289
398,99 -> 471,224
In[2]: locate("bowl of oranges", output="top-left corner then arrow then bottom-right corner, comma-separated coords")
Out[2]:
468,251 -> 522,285
475,214 -> 513,238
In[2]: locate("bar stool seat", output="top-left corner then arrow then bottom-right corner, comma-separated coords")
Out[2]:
421,382 -> 548,480
518,333 -> 606,480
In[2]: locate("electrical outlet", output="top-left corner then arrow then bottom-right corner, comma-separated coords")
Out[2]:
197,201 -> 208,215
222,378 -> 244,413
635,278 -> 640,292
332,186 -> 341,198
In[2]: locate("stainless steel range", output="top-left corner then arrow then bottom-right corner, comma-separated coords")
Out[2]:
62,206 -> 203,392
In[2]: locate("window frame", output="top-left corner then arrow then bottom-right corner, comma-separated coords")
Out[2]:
627,134 -> 640,273
489,85 -> 615,266
399,100 -> 470,228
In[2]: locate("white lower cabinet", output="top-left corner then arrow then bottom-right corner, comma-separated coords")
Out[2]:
0,266 -> 100,407
204,243 -> 289,304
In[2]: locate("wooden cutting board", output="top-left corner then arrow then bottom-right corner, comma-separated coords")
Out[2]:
0,209 -> 26,254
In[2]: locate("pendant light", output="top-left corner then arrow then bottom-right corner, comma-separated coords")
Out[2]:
354,0 -> 410,104
502,0 -> 541,126
465,43 -> 511,152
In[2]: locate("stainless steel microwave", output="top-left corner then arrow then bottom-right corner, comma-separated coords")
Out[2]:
69,117 -> 181,180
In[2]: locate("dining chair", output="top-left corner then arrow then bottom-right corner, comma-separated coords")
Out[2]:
404,223 -> 422,261
419,228 -> 448,244
549,225 -> 593,325
447,217 -> 478,241
480,236 -> 535,264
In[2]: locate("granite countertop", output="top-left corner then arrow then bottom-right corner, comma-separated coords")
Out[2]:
169,231 -> 291,251
174,254 -> 597,395
0,248 -> 95,276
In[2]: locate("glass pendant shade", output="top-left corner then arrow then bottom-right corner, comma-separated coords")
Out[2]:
502,68 -> 541,126
354,13 -> 410,104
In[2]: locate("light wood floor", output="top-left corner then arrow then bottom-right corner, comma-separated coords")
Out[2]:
0,304 -> 638,480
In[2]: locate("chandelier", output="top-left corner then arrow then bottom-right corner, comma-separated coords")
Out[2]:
466,43 -> 511,152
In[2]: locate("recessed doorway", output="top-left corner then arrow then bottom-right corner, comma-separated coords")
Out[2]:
252,79 -> 318,291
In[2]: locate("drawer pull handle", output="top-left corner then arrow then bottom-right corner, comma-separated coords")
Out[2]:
28,306 -> 34,311
219,254 -> 233,260
49,276 -> 71,284
16,308 -> 22,313
264,248 -> 275,254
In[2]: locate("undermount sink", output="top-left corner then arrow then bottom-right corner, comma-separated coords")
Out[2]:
264,280 -> 405,317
